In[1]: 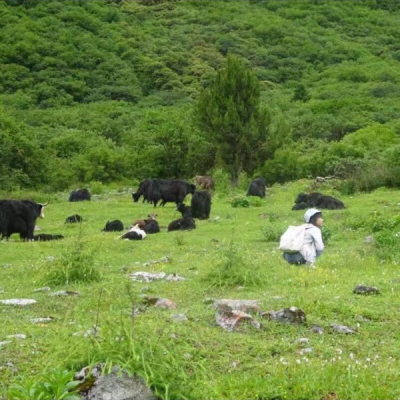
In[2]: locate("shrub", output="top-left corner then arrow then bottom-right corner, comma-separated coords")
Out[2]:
260,223 -> 283,242
375,230 -> 400,263
45,230 -> 101,285
231,195 -> 264,208
231,195 -> 250,208
204,242 -> 268,288
8,369 -> 80,400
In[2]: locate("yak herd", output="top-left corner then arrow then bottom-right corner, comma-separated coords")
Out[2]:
0,176 -> 346,242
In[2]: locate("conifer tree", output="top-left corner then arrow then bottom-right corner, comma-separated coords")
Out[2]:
196,55 -> 270,186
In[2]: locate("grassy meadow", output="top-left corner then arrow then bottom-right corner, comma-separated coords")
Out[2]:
1,181 -> 400,399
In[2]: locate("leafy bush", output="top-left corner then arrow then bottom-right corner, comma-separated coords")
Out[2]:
260,223 -> 283,242
45,231 -> 101,285
231,195 -> 250,208
375,230 -> 400,263
204,242 -> 268,288
231,195 -> 264,208
8,369 -> 80,400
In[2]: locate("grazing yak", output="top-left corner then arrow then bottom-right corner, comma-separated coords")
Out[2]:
102,220 -> 124,232
33,234 -> 64,241
121,224 -> 146,240
132,179 -> 152,204
65,214 -> 83,223
247,178 -> 266,198
293,192 -> 345,210
194,176 -> 215,191
191,190 -> 211,220
0,200 -> 47,241
167,215 -> 196,232
69,188 -> 91,202
132,179 -> 195,207
149,179 -> 196,207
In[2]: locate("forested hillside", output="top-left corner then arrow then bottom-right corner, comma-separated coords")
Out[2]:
1,0 -> 400,191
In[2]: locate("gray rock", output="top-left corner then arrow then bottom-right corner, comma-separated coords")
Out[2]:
87,368 -> 157,400
330,324 -> 356,334
310,325 -> 324,334
165,273 -> 185,282
0,341 -> 11,347
262,307 -> 306,325
33,287 -> 51,293
170,313 -> 188,322
215,305 -> 261,331
0,299 -> 37,306
214,299 -> 261,314
128,272 -> 166,282
364,236 -> 374,244
30,317 -> 54,324
6,334 -> 26,340
49,290 -> 79,297
353,285 -> 380,295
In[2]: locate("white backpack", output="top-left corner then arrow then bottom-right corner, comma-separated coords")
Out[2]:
279,224 -> 309,253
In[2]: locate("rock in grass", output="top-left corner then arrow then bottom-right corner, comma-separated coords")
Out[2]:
330,324 -> 356,334
0,341 -> 11,347
171,313 -> 188,322
261,306 -> 306,325
6,334 -> 27,340
310,325 -> 324,334
30,317 -> 54,324
143,297 -> 177,310
85,366 -> 157,400
214,299 -> 261,314
216,304 -> 261,331
0,299 -> 37,306
165,273 -> 185,282
49,290 -> 80,297
33,287 -> 51,293
353,285 -> 380,295
364,236 -> 374,244
128,272 -> 166,282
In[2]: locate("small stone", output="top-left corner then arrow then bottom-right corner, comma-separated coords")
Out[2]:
165,273 -> 185,282
128,272 -> 166,282
310,325 -> 324,334
171,313 -> 188,322
0,299 -> 37,306
353,285 -> 380,295
294,338 -> 310,344
46,256 -> 55,262
331,324 -> 356,334
49,290 -> 79,297
364,236 -> 374,244
214,299 -> 261,314
33,287 -> 51,293
0,341 -> 11,347
262,307 -> 306,325
144,297 -> 177,310
30,317 -> 54,324
216,307 -> 261,331
6,334 -> 27,340
203,297 -> 214,305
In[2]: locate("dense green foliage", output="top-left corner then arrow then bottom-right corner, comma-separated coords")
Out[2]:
1,0 -> 400,190
197,55 -> 270,185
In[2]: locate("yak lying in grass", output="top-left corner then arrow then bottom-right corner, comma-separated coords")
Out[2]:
121,225 -> 146,240
292,192 -> 345,210
167,215 -> 196,232
33,234 -> 64,241
102,220 -> 124,232
65,214 -> 83,223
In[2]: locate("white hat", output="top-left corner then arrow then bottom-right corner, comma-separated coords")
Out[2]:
304,208 -> 321,223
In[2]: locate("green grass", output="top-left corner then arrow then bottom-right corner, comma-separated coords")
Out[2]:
1,181 -> 400,400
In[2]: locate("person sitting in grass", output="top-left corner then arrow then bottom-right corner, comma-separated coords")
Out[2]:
282,208 -> 325,266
